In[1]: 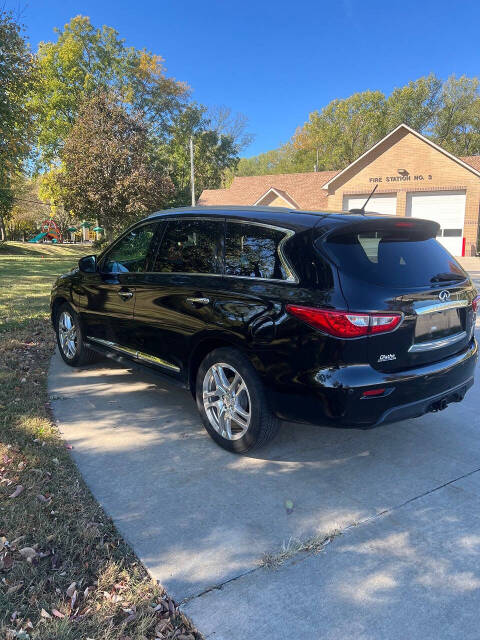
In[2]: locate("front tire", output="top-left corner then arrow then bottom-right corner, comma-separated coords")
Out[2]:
55,302 -> 101,367
196,347 -> 279,453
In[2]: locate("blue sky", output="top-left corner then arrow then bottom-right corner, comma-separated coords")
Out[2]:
7,0 -> 480,156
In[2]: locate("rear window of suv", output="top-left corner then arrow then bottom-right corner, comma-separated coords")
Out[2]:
318,229 -> 467,288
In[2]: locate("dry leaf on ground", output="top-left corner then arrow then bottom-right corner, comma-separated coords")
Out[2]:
9,485 -> 24,498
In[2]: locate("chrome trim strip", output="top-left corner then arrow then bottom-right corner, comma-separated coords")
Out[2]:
86,336 -> 180,372
99,215 -> 299,284
414,299 -> 469,315
153,215 -> 299,284
408,331 -> 467,352
226,219 -> 298,283
136,351 -> 180,372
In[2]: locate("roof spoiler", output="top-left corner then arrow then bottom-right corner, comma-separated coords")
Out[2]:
317,217 -> 440,242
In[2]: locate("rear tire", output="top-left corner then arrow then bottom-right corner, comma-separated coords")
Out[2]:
55,302 -> 102,367
195,347 -> 279,453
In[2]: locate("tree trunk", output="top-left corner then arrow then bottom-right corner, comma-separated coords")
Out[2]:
0,216 -> 6,241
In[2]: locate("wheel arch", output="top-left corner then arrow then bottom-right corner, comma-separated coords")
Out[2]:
51,296 -> 69,325
187,334 -> 259,396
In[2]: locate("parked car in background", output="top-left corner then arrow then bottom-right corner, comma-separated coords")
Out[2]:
51,206 -> 479,452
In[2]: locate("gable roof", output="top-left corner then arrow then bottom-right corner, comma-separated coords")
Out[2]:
197,170 -> 338,209
323,123 -> 480,189
254,187 -> 300,208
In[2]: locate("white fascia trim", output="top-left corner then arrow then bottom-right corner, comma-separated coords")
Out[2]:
253,187 -> 299,208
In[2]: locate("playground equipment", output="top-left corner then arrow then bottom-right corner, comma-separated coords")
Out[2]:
29,219 -> 62,243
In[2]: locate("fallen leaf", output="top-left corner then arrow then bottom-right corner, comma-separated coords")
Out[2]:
51,552 -> 62,570
70,590 -> 78,609
40,608 -> 51,619
66,582 -> 76,598
155,620 -> 172,635
17,461 -> 25,471
7,582 -> 23,594
9,485 -> 24,499
37,494 -> 51,503
19,547 -> 37,562
0,551 -> 13,571
52,609 -> 65,618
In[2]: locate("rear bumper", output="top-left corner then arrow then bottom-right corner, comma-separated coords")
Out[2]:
374,377 -> 474,427
270,338 -> 477,427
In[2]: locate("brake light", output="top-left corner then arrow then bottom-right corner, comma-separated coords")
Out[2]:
473,295 -> 480,313
285,305 -> 402,338
394,221 -> 413,227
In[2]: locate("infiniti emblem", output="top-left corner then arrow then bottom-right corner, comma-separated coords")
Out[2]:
439,290 -> 451,302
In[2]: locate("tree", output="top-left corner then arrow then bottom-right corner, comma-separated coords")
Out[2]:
208,105 -> 254,152
0,10 -> 34,239
60,93 -> 174,238
162,105 -> 240,205
293,90 -> 387,169
30,15 -> 188,166
7,174 -> 47,241
238,74 -> 480,178
236,144 -> 308,176
432,75 -> 480,155
386,74 -> 442,134
39,168 -> 75,236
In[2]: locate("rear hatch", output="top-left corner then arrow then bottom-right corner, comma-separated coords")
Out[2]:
316,217 -> 477,372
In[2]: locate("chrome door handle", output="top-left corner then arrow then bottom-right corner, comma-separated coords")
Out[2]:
186,297 -> 210,305
117,290 -> 134,300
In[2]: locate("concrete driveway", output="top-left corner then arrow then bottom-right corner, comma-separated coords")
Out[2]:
49,275 -> 480,639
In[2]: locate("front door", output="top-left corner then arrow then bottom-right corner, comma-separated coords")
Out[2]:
76,222 -> 158,352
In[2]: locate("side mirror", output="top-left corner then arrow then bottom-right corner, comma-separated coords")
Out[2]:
78,255 -> 97,273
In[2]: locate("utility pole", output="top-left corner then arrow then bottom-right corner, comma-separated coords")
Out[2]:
190,136 -> 195,206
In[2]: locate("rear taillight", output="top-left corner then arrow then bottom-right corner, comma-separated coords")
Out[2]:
473,295 -> 480,313
285,305 -> 402,338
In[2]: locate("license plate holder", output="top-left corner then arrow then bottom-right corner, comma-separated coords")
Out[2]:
415,308 -> 462,341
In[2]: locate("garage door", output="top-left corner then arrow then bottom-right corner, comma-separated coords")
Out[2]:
343,193 -> 397,216
406,191 -> 466,256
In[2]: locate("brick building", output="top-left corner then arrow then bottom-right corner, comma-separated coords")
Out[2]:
198,124 -> 480,256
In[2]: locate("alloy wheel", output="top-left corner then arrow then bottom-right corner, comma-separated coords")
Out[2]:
202,362 -> 251,440
58,311 -> 77,359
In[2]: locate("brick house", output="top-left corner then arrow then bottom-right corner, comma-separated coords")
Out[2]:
198,124 -> 480,256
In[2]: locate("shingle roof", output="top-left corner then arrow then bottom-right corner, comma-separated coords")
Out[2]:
197,170 -> 338,209
460,156 -> 480,171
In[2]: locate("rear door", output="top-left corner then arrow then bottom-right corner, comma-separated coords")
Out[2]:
319,219 -> 477,372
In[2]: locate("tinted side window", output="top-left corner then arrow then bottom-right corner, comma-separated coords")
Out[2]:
225,222 -> 289,280
102,224 -> 157,273
153,219 -> 222,274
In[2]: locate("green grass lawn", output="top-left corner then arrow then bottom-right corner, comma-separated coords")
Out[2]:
0,242 -> 198,640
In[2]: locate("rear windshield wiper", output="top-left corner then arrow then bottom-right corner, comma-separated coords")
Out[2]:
430,272 -> 466,283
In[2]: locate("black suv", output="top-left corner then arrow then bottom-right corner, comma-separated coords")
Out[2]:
51,206 -> 479,452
